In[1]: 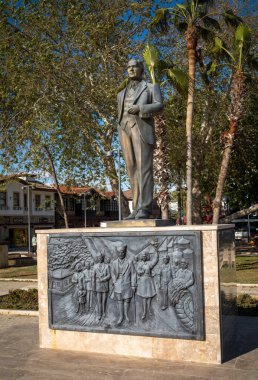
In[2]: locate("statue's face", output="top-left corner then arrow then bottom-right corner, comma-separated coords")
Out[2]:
127,59 -> 142,80
118,247 -> 126,259
77,264 -> 82,272
163,256 -> 169,264
180,260 -> 188,269
142,254 -> 147,262
98,254 -> 104,263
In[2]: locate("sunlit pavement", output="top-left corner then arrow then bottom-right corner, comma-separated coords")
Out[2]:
0,315 -> 258,380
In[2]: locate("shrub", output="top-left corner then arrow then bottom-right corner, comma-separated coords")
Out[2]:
0,288 -> 38,310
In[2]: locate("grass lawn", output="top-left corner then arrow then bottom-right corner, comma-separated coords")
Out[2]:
0,265 -> 37,279
221,256 -> 258,284
236,256 -> 258,284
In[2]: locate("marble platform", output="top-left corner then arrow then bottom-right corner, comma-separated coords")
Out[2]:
36,224 -> 237,364
100,219 -> 175,228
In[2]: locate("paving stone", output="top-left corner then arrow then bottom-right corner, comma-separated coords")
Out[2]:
0,315 -> 258,380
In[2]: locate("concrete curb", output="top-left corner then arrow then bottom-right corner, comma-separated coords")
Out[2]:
0,278 -> 37,282
0,309 -> 38,316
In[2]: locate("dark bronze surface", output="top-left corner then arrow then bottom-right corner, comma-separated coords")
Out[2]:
47,230 -> 204,340
118,59 -> 164,218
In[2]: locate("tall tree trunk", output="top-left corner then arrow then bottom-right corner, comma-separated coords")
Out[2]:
177,174 -> 183,224
192,178 -> 202,224
212,141 -> 233,224
185,27 -> 197,225
212,71 -> 246,224
42,145 -> 69,228
153,113 -> 170,219
104,154 -> 130,218
220,204 -> 258,223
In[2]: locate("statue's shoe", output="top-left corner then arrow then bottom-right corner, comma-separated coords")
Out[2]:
117,316 -> 124,325
135,210 -> 150,219
124,210 -> 137,220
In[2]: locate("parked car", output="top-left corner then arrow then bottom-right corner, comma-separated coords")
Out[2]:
235,226 -> 256,240
235,228 -> 248,240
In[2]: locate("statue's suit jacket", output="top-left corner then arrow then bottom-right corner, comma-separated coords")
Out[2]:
110,258 -> 136,300
117,80 -> 163,145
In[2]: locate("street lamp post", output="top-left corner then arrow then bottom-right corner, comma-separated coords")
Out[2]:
83,193 -> 87,228
248,213 -> 251,242
79,193 -> 87,228
107,149 -> 122,221
118,149 -> 121,221
22,185 -> 34,254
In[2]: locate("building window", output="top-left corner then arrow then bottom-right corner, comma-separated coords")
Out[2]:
69,198 -> 74,211
24,193 -> 28,209
0,192 -> 7,209
13,192 -> 21,209
100,199 -> 118,212
64,198 -> 68,210
35,194 -> 41,208
45,195 -> 51,210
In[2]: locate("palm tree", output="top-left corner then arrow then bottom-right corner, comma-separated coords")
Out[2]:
151,0 -> 221,224
212,24 -> 257,223
142,43 -> 188,219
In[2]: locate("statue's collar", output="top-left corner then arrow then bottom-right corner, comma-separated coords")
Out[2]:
128,79 -> 142,90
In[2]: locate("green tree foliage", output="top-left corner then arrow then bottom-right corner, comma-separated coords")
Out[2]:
0,0 -> 151,217
211,23 -> 257,223
224,79 -> 258,211
151,0 -> 224,224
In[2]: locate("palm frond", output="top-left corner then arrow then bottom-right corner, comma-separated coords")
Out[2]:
198,26 -> 215,42
174,15 -> 188,33
235,23 -> 252,69
156,59 -> 174,78
150,8 -> 170,33
207,61 -> 218,75
246,53 -> 258,71
202,16 -> 220,31
212,36 -> 224,54
175,3 -> 190,16
176,4 -> 188,10
166,67 -> 188,94
235,23 -> 251,51
197,0 -> 215,4
143,43 -> 159,84
143,43 -> 159,69
211,36 -> 235,62
222,9 -> 243,27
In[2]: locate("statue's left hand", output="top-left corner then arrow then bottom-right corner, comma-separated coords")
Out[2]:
128,105 -> 140,114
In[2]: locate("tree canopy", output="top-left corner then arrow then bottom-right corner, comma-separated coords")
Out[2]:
0,0 -> 257,222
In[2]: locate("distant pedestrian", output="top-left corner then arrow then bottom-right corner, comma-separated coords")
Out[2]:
32,235 -> 37,254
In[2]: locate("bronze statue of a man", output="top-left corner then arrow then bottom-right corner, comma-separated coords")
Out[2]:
117,59 -> 164,219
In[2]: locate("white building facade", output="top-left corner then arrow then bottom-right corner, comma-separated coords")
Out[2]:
0,175 -> 55,248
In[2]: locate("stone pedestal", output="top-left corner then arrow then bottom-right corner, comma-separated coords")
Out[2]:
100,219 -> 175,228
36,225 -> 236,364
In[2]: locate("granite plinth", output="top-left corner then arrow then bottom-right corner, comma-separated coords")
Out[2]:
100,219 -> 175,228
36,225 -> 236,364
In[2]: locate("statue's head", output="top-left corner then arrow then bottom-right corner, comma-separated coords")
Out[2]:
105,256 -> 111,264
98,250 -> 105,263
76,262 -> 83,272
180,258 -> 188,269
127,59 -> 144,80
141,252 -> 149,262
163,255 -> 170,264
117,242 -> 127,259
